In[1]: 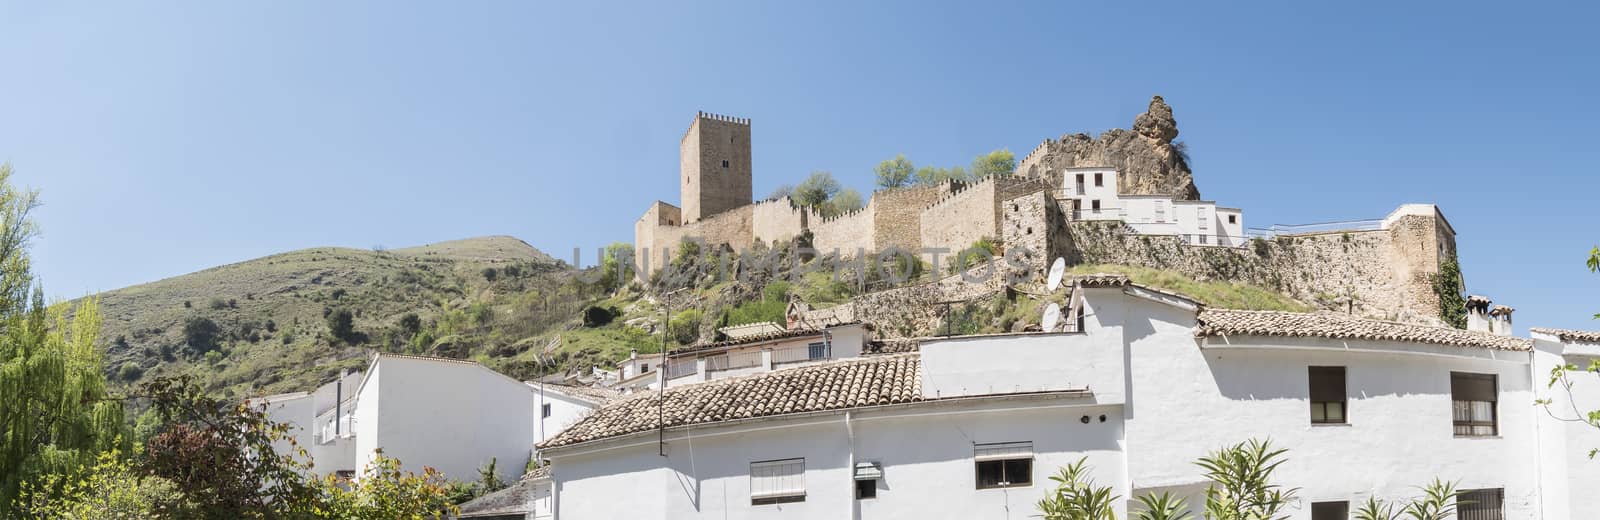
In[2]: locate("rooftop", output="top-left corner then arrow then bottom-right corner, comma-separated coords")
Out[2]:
669,322 -> 860,356
541,383 -> 623,405
539,353 -> 923,449
1530,328 -> 1600,344
1198,309 -> 1533,351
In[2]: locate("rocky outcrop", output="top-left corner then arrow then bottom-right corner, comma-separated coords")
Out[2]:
1016,95 -> 1201,200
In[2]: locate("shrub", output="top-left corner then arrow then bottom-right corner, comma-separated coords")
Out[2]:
398,313 -> 422,337
183,316 -> 222,354
208,298 -> 228,310
326,308 -> 356,343
582,306 -> 619,328
669,309 -> 703,345
482,267 -> 498,281
1035,457 -> 1118,520
118,361 -> 145,382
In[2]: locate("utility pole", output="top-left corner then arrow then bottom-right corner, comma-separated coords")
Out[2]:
658,287 -> 687,457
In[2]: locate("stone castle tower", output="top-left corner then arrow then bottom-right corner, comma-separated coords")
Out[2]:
680,111 -> 753,223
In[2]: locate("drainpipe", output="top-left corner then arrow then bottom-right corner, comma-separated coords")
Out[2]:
845,411 -> 856,520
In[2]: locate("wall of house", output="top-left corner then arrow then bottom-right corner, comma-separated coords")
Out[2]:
1117,310 -> 1540,518
1531,335 -> 1600,520
353,362 -> 383,478
359,358 -> 535,483
920,331 -> 1124,404
548,398 -> 1125,519
534,389 -> 598,454
259,395 -> 316,469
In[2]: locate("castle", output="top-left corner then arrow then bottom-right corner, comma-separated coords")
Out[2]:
635,99 -> 1463,326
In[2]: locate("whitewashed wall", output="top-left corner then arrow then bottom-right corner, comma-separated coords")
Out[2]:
1532,334 -> 1600,520
355,357 -> 535,484
533,387 -> 598,453
549,397 -> 1121,519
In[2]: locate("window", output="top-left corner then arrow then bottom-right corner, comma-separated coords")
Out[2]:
1452,372 -> 1497,436
750,458 -> 805,505
1155,203 -> 1165,223
722,160 -> 730,168
807,342 -> 828,360
854,461 -> 881,500
974,441 -> 1032,489
1311,501 -> 1349,520
1228,214 -> 1237,224
641,363 -> 651,373
1093,173 -> 1103,187
1309,366 -> 1347,424
1074,174 -> 1085,193
541,403 -> 552,418
1091,200 -> 1101,211
1458,488 -> 1503,520
1197,207 -> 1208,229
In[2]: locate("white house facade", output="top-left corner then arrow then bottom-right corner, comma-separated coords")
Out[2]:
535,275 -> 1594,520
1059,167 -> 1246,247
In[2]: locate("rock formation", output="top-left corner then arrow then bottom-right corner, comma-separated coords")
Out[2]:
1016,95 -> 1202,200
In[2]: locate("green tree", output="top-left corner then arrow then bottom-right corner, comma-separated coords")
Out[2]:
915,165 -> 968,185
599,242 -> 635,292
793,171 -> 842,210
314,451 -> 458,519
822,188 -> 864,218
767,184 -> 795,201
326,308 -> 356,343
17,449 -> 192,519
182,315 -> 222,354
1132,492 -> 1193,520
971,148 -> 1016,178
874,154 -> 915,189
0,165 -> 129,513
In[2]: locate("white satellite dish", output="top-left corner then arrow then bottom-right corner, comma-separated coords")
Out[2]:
1046,257 -> 1067,292
1042,302 -> 1062,332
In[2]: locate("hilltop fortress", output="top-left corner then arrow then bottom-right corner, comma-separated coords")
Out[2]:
635,98 -> 1463,325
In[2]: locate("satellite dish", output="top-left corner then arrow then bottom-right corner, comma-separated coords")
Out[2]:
1046,257 -> 1067,292
1042,302 -> 1062,332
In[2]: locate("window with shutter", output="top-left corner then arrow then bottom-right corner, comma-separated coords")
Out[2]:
750,458 -> 806,504
1309,366 -> 1347,424
974,442 -> 1033,489
1451,372 -> 1497,436
1458,488 -> 1504,520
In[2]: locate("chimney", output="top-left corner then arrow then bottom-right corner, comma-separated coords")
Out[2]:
1489,305 -> 1514,336
1465,295 -> 1492,333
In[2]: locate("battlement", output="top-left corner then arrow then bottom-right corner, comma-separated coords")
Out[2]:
1019,139 -> 1053,168
683,111 -> 751,141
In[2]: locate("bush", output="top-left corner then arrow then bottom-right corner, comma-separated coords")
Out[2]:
582,306 -> 619,328
482,267 -> 498,281
398,313 -> 422,337
183,316 -> 222,355
118,361 -> 145,382
326,308 -> 356,343
669,309 -> 703,345
208,298 -> 228,310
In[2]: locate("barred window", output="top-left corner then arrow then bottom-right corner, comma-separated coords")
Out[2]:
1458,488 -> 1504,520
1451,372 -> 1497,436
750,458 -> 805,505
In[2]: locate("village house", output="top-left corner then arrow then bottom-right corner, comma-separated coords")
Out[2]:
532,275 -> 1600,520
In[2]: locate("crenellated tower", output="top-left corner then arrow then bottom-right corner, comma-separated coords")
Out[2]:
680,111 -> 752,223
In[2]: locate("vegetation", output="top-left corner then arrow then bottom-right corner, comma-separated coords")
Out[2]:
1538,245 -> 1600,458
1035,457 -> 1118,520
872,149 -> 1017,187
721,281 -> 791,328
970,148 -> 1017,179
1352,479 -> 1460,520
1430,257 -> 1467,329
874,154 -> 915,189
1196,439 -> 1298,520
16,449 -> 190,519
1067,264 -> 1312,312
319,452 -> 459,519
793,171 -> 864,218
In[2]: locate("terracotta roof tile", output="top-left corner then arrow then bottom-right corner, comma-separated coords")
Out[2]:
538,354 -> 923,449
1198,309 -> 1532,351
543,383 -> 623,404
1074,274 -> 1132,288
1530,327 -> 1600,344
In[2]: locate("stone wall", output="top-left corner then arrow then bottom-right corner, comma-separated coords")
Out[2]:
680,112 -> 753,223
921,177 -> 1050,256
1058,215 -> 1456,324
809,205 -> 875,256
1000,191 -> 1068,282
751,197 -> 809,246
872,183 -> 958,254
634,202 -> 682,277
798,269 -> 1008,338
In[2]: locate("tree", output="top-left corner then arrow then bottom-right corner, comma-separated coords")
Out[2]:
139,375 -> 318,518
1540,245 -> 1600,456
793,171 -> 842,210
767,184 -> 795,201
17,449 -> 192,519
822,188 -> 864,218
315,451 -> 458,519
1035,457 -> 1118,520
971,148 -> 1016,178
182,315 -> 222,354
327,308 -> 356,343
1195,439 -> 1298,520
0,165 -> 129,512
599,242 -> 635,292
915,165 -> 968,185
398,313 -> 422,338
481,267 -> 498,281
874,154 -> 915,189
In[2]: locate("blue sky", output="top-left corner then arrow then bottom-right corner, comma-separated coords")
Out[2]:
2,1 -> 1595,332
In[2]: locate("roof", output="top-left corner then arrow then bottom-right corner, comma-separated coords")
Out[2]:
718,321 -> 787,340
539,353 -> 923,449
250,391 -> 309,404
670,322 -> 861,355
1530,328 -> 1600,344
1197,309 -> 1533,351
541,383 -> 622,405
456,474 -> 542,518
864,338 -> 920,355
1075,273 -> 1132,288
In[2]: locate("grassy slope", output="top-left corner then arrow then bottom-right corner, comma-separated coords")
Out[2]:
1067,264 -> 1312,311
92,236 -> 581,398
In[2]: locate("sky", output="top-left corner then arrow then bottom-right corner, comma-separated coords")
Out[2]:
1,1 -> 1596,332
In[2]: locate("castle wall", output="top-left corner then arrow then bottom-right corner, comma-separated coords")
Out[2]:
1001,191 -> 1068,282
680,113 -> 753,223
872,183 -> 956,254
750,197 -> 808,246
921,176 -> 1050,258
809,205 -> 875,257
634,202 -> 682,278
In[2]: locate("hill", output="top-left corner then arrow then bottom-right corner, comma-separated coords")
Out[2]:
93,236 -> 593,398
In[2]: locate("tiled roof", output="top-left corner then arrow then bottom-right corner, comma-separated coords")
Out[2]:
456,474 -> 540,518
1530,328 -> 1600,344
670,323 -> 860,355
1197,309 -> 1533,351
539,353 -> 923,449
1075,274 -> 1132,288
864,338 -> 920,355
544,383 -> 622,404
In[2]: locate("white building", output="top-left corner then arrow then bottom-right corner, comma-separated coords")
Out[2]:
1060,167 -> 1245,247
259,353 -> 606,485
536,275 -> 1591,519
1529,327 -> 1600,519
660,322 -> 869,386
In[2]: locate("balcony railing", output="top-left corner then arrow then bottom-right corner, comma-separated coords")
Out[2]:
773,342 -> 831,365
1246,218 -> 1383,239
706,350 -> 762,372
665,358 -> 698,379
